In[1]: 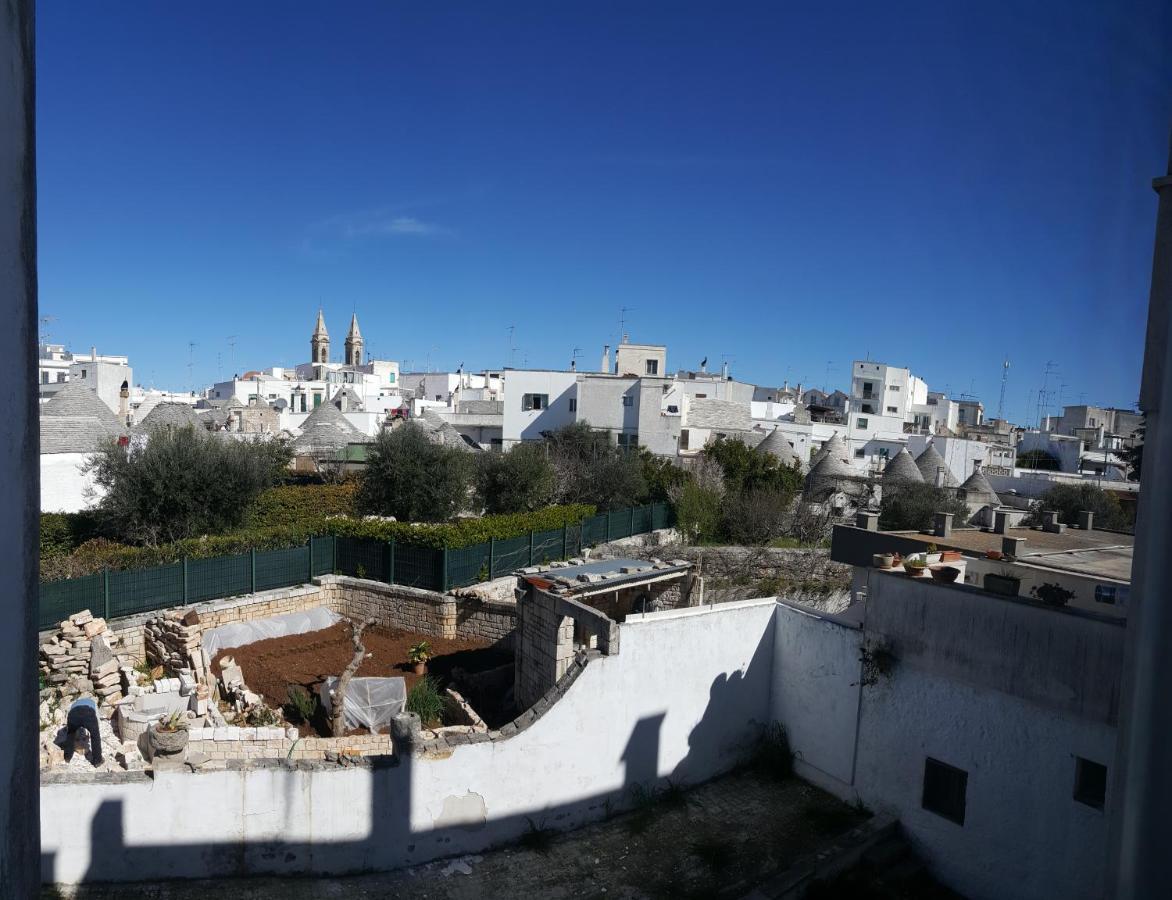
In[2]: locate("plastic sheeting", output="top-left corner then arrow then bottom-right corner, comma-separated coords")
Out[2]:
318,676 -> 407,732
201,606 -> 341,660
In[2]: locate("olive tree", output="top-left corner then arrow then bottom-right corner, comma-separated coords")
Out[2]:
357,423 -> 473,522
87,425 -> 291,546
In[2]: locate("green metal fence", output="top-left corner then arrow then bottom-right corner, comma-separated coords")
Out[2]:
37,503 -> 675,629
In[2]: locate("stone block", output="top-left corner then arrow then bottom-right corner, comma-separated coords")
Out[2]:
71,610 -> 94,626
83,619 -> 108,639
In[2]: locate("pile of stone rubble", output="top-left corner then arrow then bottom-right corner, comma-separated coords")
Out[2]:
38,609 -> 126,715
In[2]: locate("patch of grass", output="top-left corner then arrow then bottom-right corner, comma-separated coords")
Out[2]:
406,675 -> 445,728
626,782 -> 659,834
519,816 -> 555,853
691,834 -> 735,872
752,721 -> 794,781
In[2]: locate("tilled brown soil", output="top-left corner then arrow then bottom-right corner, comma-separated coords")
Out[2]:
211,622 -> 511,726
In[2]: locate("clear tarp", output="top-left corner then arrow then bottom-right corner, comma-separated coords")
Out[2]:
317,676 -> 407,732
202,606 -> 341,660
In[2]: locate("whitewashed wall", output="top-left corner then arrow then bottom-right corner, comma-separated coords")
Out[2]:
41,598 -> 778,884
40,453 -> 101,513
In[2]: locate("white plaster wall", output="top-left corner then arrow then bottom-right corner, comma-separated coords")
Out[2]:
40,453 -> 102,513
501,370 -> 578,445
854,664 -> 1115,900
41,598 -> 778,884
770,601 -> 862,795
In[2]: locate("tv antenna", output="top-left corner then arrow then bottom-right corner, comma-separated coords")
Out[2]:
571,347 -> 583,369
507,325 -> 516,367
39,315 -> 56,345
619,307 -> 634,342
227,335 -> 237,377
1034,361 -> 1059,429
996,358 -> 1010,421
187,341 -> 198,393
823,360 -> 835,393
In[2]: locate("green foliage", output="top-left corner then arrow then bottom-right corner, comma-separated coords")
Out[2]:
244,482 -> 357,528
406,675 -> 445,727
39,503 -> 598,581
87,426 -> 291,546
1031,581 -> 1076,607
284,685 -> 318,724
40,511 -> 100,559
639,449 -> 689,503
544,423 -> 648,510
1016,448 -> 1061,470
407,641 -> 432,664
1028,483 -> 1130,531
475,443 -> 557,514
702,436 -> 802,496
1119,418 -> 1145,482
675,481 -> 723,543
356,424 -> 473,522
879,482 -> 969,532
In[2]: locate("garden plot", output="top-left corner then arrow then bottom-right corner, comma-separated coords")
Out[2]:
211,622 -> 511,736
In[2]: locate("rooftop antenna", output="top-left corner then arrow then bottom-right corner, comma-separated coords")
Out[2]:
187,341 -> 198,393
571,347 -> 583,370
996,358 -> 1010,421
507,325 -> 516,367
823,360 -> 835,393
1034,361 -> 1059,429
227,335 -> 237,379
619,306 -> 634,343
38,315 -> 55,345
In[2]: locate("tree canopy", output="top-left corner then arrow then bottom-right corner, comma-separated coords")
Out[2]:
87,426 -> 291,546
356,424 -> 473,522
543,423 -> 648,510
475,442 -> 557,514
879,482 -> 970,532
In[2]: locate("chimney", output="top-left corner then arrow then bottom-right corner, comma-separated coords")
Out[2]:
935,466 -> 946,488
91,345 -> 97,362
721,360 -> 729,380
570,359 -> 576,372
601,344 -> 610,374
119,380 -> 129,424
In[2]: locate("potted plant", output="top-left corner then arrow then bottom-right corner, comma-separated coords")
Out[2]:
904,559 -> 929,578
984,568 -> 1021,597
985,549 -> 1004,560
873,553 -> 895,569
930,565 -> 960,584
1031,582 -> 1075,608
924,544 -> 942,565
147,710 -> 189,758
407,641 -> 432,676
941,549 -> 962,563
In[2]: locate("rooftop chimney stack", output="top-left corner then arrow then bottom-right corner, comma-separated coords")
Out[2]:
601,344 -> 610,374
570,359 -> 576,372
721,360 -> 729,380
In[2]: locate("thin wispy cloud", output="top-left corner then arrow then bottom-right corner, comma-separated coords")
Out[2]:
299,207 -> 454,259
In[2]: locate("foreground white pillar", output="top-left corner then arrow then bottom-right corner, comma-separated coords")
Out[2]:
1110,137 -> 1172,899
0,0 -> 40,893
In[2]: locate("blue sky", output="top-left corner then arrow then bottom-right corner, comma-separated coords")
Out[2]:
37,1 -> 1171,424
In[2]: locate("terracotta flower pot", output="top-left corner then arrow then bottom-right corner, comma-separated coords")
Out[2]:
941,550 -> 962,562
985,550 -> 1003,560
412,662 -> 427,676
930,566 -> 960,584
905,565 -> 929,578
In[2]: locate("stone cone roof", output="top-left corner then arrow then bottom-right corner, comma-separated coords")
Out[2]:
293,399 -> 365,456
40,416 -> 111,454
960,468 -> 1000,505
914,444 -> 959,488
882,448 -> 924,484
755,427 -> 803,468
139,402 -> 202,430
415,409 -> 478,452
41,379 -> 122,432
809,432 -> 848,469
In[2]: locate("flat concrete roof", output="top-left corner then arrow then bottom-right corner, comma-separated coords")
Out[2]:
526,557 -> 690,594
897,527 -> 1134,582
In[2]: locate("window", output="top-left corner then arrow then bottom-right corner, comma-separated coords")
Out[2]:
57,372 -> 65,383
622,395 -> 633,407
922,758 -> 968,825
617,432 -> 638,448
679,429 -> 690,450
666,404 -> 679,414
645,359 -> 659,375
855,449 -> 865,459
695,393 -> 707,399
886,406 -> 898,414
878,447 -> 889,458
435,394 -> 442,401
40,371 -> 48,384
522,393 -> 548,411
862,404 -> 875,414
1073,757 -> 1107,809
889,384 -> 900,391
313,393 -> 322,408
80,369 -> 87,378
856,417 -> 869,430
569,398 -> 577,412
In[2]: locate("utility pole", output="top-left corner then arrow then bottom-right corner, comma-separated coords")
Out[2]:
996,358 -> 1010,422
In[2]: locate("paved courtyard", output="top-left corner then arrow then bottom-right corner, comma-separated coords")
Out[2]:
44,768 -> 867,899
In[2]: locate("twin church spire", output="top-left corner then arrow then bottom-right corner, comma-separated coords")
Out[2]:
310,309 -> 364,367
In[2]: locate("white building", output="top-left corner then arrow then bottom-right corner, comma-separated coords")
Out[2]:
38,344 -> 132,415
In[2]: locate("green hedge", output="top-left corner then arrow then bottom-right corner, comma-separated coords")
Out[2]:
40,503 -> 597,582
40,512 -> 100,560
243,482 -> 359,528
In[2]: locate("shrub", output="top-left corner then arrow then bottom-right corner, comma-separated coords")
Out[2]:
1016,449 -> 1061,470
1026,483 -> 1130,531
475,443 -> 557,514
86,426 -> 291,546
40,511 -> 100,559
544,423 -> 648,510
356,424 -> 473,522
703,436 -> 802,496
406,675 -> 445,728
244,482 -> 357,528
673,481 -> 723,543
285,685 -> 318,724
879,482 -> 969,532
719,488 -> 792,545
39,503 -> 599,581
